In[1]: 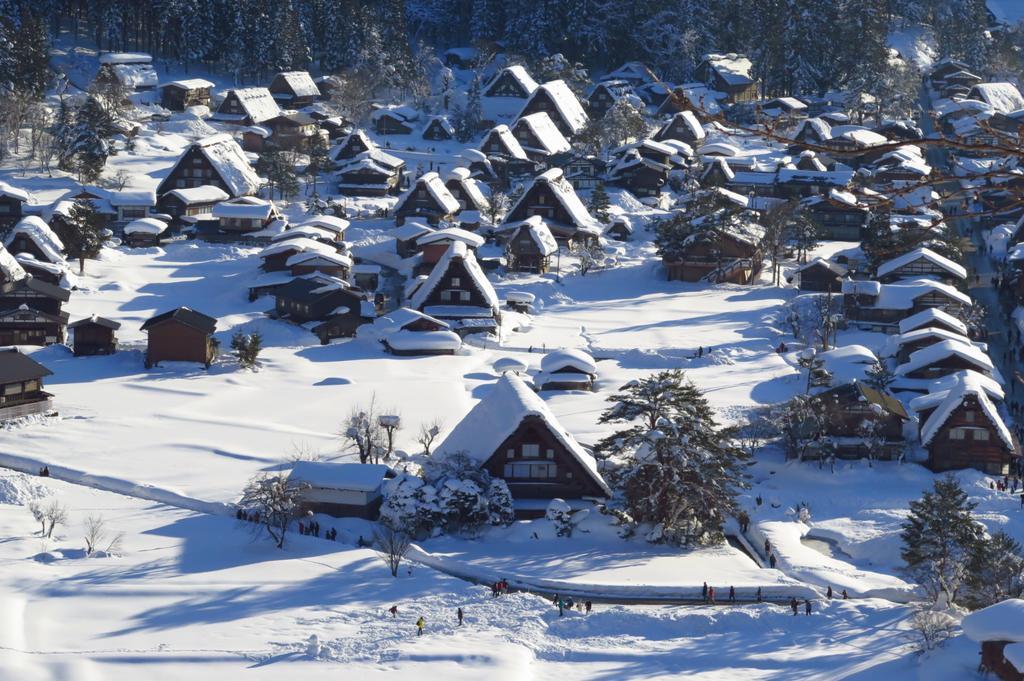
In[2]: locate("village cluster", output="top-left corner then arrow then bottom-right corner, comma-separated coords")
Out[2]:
3,35 -> 1024,679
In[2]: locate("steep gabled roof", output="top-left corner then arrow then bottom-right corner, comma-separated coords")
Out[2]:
895,339 -> 994,377
508,215 -> 558,256
4,216 -> 64,263
876,247 -> 967,281
513,112 -> 571,155
272,71 -> 320,98
898,307 -> 969,335
434,374 -> 610,494
446,167 -> 490,213
395,172 -> 461,216
69,314 -> 121,330
141,306 -> 217,334
701,53 -> 755,86
161,135 -> 262,197
484,65 -> 539,97
409,241 -> 498,312
214,88 -> 281,124
910,374 -> 1014,450
481,125 -> 529,161
0,244 -> 26,283
519,80 -> 588,135
505,168 -> 599,232
0,349 -> 52,384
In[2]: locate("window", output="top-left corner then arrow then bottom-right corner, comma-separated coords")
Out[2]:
503,463 -> 557,479
963,411 -> 975,422
3,383 -> 23,395
459,291 -> 471,302
949,428 -> 966,440
546,449 -> 554,459
974,429 -> 989,442
451,277 -> 461,287
440,290 -> 452,302
24,380 -> 38,392
506,448 -> 514,459
521,444 -> 540,458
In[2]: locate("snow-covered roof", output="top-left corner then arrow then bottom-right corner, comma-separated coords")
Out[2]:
123,217 -> 168,235
0,180 -> 29,203
701,53 -> 755,86
417,227 -> 485,248
217,88 -> 281,124
446,167 -> 490,212
163,78 -> 214,90
660,111 -> 705,142
285,249 -> 352,268
794,257 -> 848,277
514,112 -> 571,155
895,339 -> 994,376
829,125 -> 888,148
876,247 -> 967,281
385,329 -> 463,352
289,462 -> 390,492
508,215 -> 558,256
0,244 -> 26,283
540,348 -> 597,375
410,241 -> 498,313
378,307 -> 450,332
700,142 -> 741,157
212,197 -> 276,220
393,222 -> 434,242
298,215 -> 350,235
109,189 -> 156,206
793,117 -> 832,141
336,148 -> 404,172
395,171 -> 461,217
970,82 -> 1024,114
434,374 -> 610,494
484,65 -> 539,97
888,326 -> 973,355
187,134 -> 263,197
273,225 -> 333,242
259,237 -> 337,259
274,71 -> 319,98
482,125 -> 530,161
843,278 -> 971,310
911,374 -> 1015,450
5,216 -> 64,263
1006,643 -> 1024,674
99,52 -> 151,65
520,80 -> 588,135
165,185 -> 229,205
506,168 -> 598,232
898,307 -> 969,335
371,104 -> 420,123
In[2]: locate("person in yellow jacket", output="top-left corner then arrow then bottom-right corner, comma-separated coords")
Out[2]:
416,616 -> 425,636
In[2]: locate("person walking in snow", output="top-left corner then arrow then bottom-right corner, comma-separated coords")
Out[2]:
842,589 -> 848,599
729,586 -> 736,603
585,601 -> 592,614
708,586 -> 715,605
557,597 -> 564,617
804,599 -> 812,616
764,539 -> 771,555
756,587 -> 762,603
769,553 -> 777,569
416,617 -> 425,636
457,607 -> 464,626
827,586 -> 833,600
389,605 -> 398,618
702,582 -> 708,603
790,597 -> 799,616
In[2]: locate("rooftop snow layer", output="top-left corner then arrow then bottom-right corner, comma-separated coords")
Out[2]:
876,247 -> 967,280
289,462 -> 389,492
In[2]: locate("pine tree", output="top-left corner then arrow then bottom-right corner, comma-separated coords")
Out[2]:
62,199 -> 106,274
964,530 -> 1024,609
901,476 -> 987,607
231,331 -> 262,370
589,182 -> 611,224
9,10 -> 50,100
865,360 -> 895,391
596,370 -> 749,546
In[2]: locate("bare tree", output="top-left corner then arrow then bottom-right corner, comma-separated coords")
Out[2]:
286,440 -> 324,464
27,501 -> 46,535
238,473 -> 307,549
909,606 -> 957,653
373,526 -> 412,577
378,413 -> 402,460
83,515 -> 124,556
341,396 -> 385,464
43,500 -> 67,538
417,419 -> 443,456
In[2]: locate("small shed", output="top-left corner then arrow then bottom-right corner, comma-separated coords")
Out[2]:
68,315 -> 120,356
141,307 -> 217,368
160,79 -> 214,111
123,217 -> 169,247
535,348 -> 598,391
289,462 -> 392,519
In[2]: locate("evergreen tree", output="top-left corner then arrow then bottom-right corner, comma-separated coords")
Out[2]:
901,476 -> 987,607
61,199 -> 106,274
596,370 -> 749,546
9,10 -> 50,100
231,331 -> 263,370
865,360 -> 896,391
589,182 -> 611,224
304,132 -> 332,196
964,530 -> 1024,609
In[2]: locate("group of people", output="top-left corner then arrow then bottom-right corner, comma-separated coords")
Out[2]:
702,582 -> 764,604
552,594 -> 592,616
790,597 -> 812,616
764,538 -> 778,569
490,579 -> 510,597
298,521 -> 338,540
235,507 -> 261,524
825,585 -> 849,600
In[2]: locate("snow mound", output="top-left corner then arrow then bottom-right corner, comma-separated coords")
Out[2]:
0,470 -> 49,505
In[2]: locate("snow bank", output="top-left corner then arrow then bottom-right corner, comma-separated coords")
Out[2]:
0,470 -> 48,505
961,599 -> 1024,642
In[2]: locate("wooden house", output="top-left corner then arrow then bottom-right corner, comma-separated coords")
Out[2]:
603,61 -> 657,87
911,376 -> 1019,475
0,181 -> 29,230
480,125 -> 531,161
335,150 -> 405,196
141,307 -> 217,368
605,216 -> 633,241
122,217 -> 169,247
511,112 -> 571,161
587,80 -> 632,119
789,257 -> 848,292
562,155 -> 606,191
157,185 -> 229,224
393,222 -> 434,258
516,80 -> 588,138
13,255 -> 65,288
876,247 -> 967,285
160,79 -> 214,111
898,307 -> 970,337
415,228 -> 485,268
393,172 -> 461,226
379,307 -> 461,356
259,237 -> 339,272
442,47 -> 479,69
962,599 -> 1024,681
503,168 -> 601,246
810,381 -> 908,459
0,244 -> 25,285
291,215 -> 350,243
372,105 -> 419,135
695,53 -> 759,104
0,349 -> 53,420
654,111 -> 706,145
888,326 -> 977,365
211,88 -> 281,126
0,276 -> 70,345
352,264 -> 381,292
483,65 -> 539,99
4,216 -> 64,265
268,71 -> 320,108
156,134 -> 262,198
433,374 -> 610,518
606,148 -> 670,198
288,462 -> 392,519
928,58 -> 972,86
842,279 -> 971,332
287,250 -> 353,279
330,130 -> 374,162
264,112 -> 320,152
95,52 -> 158,96
211,197 -> 283,233
108,190 -> 156,224
422,116 -> 454,141
663,218 -> 766,284
69,315 -> 120,356
408,241 -> 500,335
791,117 -> 832,147
800,191 -> 869,241
535,348 -> 597,391
504,216 -> 558,273
445,167 -> 491,227
272,277 -> 373,344
895,340 -> 994,380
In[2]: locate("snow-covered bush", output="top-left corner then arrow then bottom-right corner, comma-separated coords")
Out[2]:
546,498 -> 590,537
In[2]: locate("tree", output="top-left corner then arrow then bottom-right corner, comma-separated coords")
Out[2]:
452,75 -> 483,142
83,515 -> 123,556
797,347 -> 832,392
484,191 -> 510,226
42,499 -> 67,538
775,393 -> 827,462
373,525 -> 412,577
230,331 -> 262,370
900,476 -> 987,607
856,405 -> 890,467
589,182 -> 611,224
596,371 -> 749,546
865,360 -> 896,391
61,200 -> 107,275
378,414 -> 401,459
964,530 -> 1024,609
417,419 -> 442,456
238,472 -> 307,549
304,132 -> 332,196
342,398 -> 385,464
27,501 -> 46,535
